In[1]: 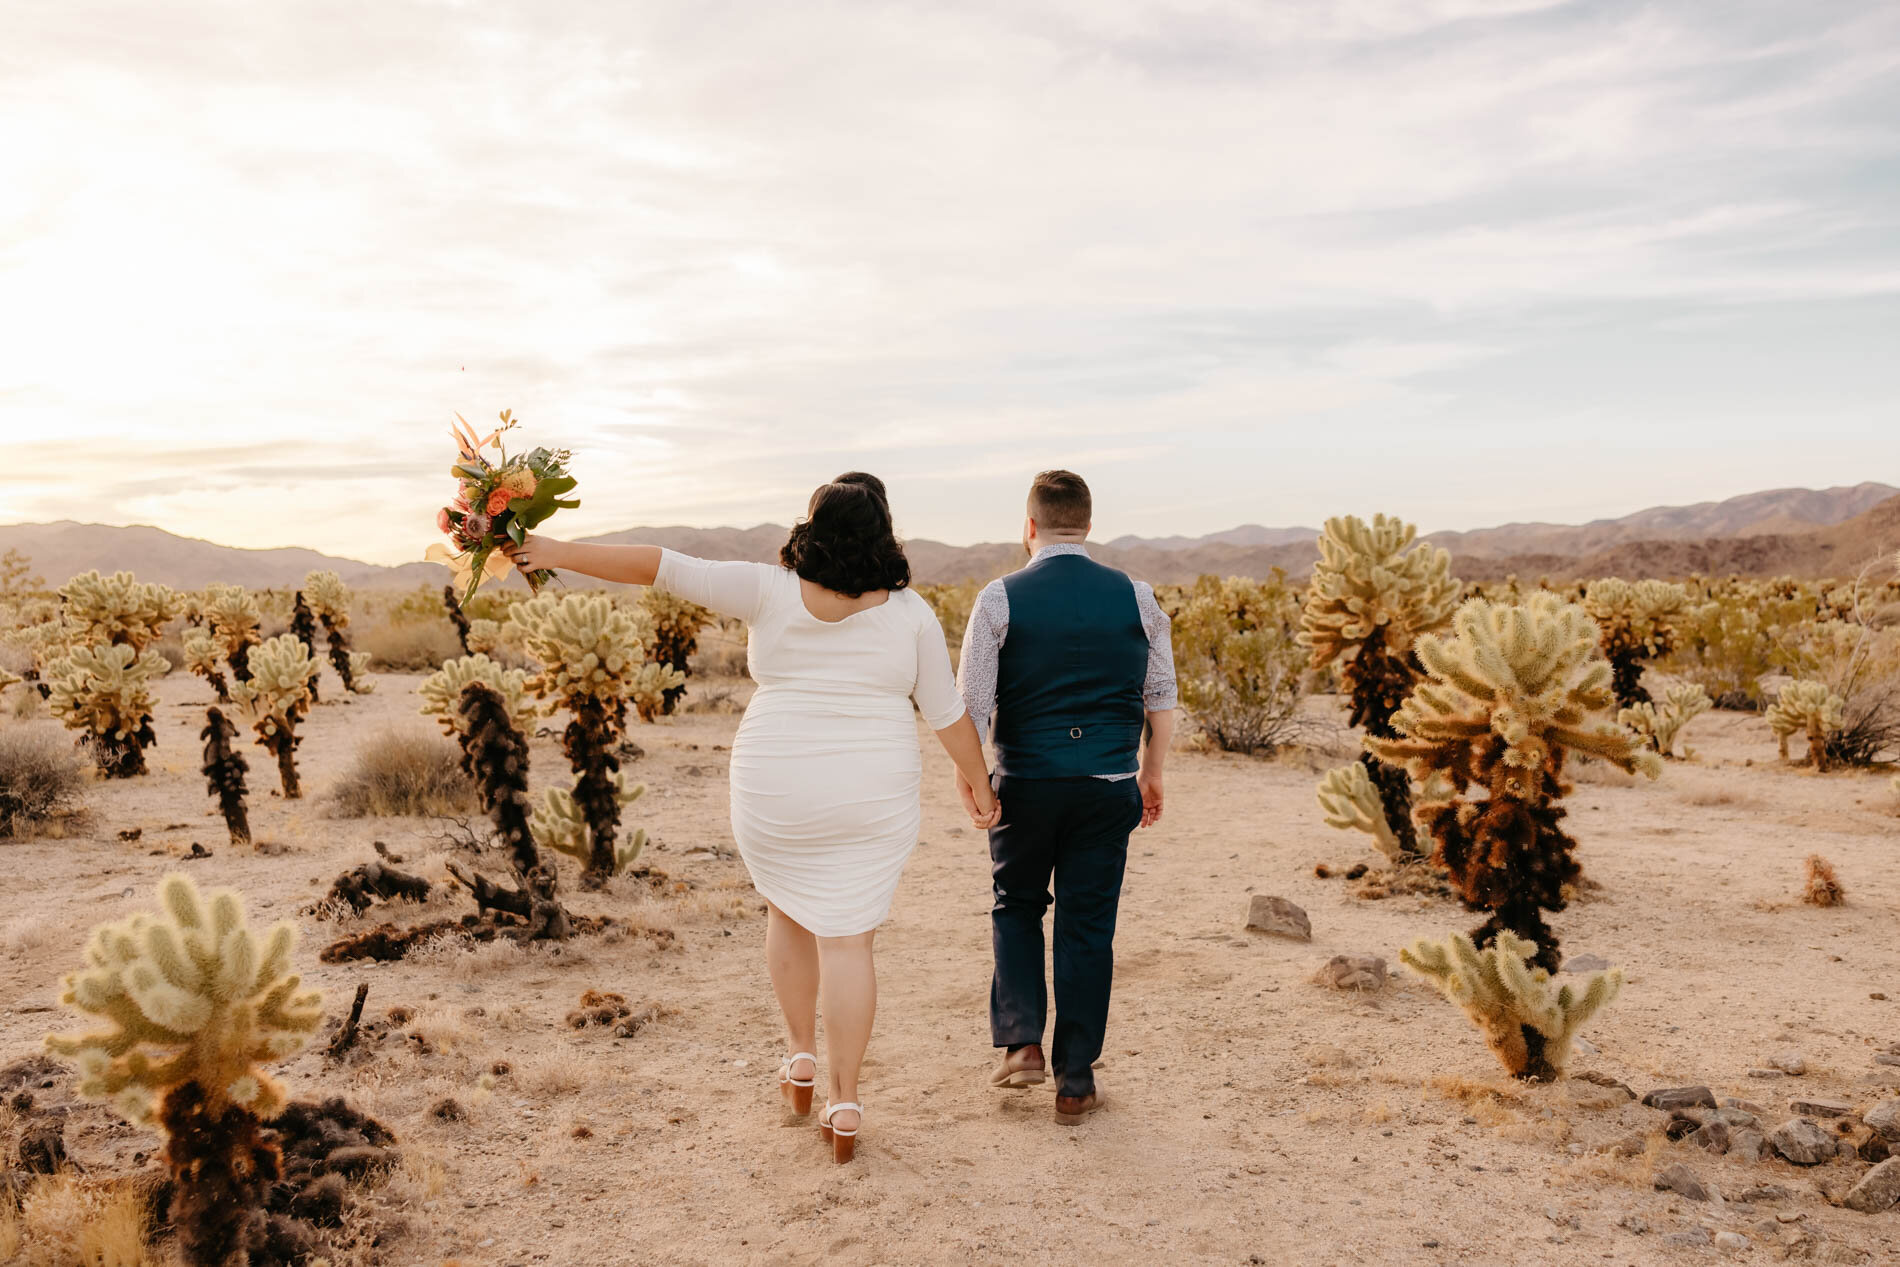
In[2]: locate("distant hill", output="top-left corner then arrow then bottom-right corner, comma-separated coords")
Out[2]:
3,483 -> 1895,593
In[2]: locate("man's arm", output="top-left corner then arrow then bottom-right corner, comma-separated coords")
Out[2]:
953,582 -> 1008,819
1133,582 -> 1177,828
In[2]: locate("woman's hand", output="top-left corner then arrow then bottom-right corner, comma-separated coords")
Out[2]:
497,533 -> 564,573
956,767 -> 1001,831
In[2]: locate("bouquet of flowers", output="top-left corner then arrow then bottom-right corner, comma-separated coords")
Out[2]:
426,410 -> 580,606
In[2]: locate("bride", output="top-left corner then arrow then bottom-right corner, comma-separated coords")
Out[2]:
500,472 -> 998,1163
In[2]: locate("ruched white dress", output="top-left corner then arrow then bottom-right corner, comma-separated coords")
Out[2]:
653,549 -> 967,937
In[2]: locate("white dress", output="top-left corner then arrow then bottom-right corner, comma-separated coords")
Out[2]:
653,549 -> 967,936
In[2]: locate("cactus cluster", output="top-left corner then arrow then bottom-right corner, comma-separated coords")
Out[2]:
289,590 -> 323,703
202,583 -> 263,683
1766,680 -> 1845,770
46,642 -> 170,777
46,873 -> 324,1264
1299,514 -> 1461,860
1399,930 -> 1621,1081
305,569 -> 373,693
230,633 -> 321,797
1369,593 -> 1659,972
1618,682 -> 1712,760
182,627 -> 231,701
533,776 -> 648,875
639,588 -> 714,715
58,569 -> 181,651
511,592 -> 677,885
443,583 -> 473,653
1583,578 -> 1689,708
417,652 -> 535,736
466,616 -> 506,655
1162,573 -> 1310,755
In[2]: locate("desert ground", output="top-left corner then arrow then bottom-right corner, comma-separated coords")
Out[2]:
3,659 -> 1898,1267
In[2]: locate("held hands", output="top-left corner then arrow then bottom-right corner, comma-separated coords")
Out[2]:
955,767 -> 1001,831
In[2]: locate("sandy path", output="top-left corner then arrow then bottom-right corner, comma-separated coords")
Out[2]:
3,673 -> 1898,1265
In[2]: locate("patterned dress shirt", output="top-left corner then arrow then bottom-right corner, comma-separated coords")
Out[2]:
956,543 -> 1178,780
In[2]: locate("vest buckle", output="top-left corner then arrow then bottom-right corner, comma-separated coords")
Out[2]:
1069,727 -> 1083,740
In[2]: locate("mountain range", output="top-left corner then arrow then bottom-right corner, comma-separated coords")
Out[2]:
1,482 -> 1893,593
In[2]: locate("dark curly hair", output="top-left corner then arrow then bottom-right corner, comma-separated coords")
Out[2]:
780,472 -> 911,598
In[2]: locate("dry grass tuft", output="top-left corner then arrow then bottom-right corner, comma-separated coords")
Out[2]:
1554,1132 -> 1667,1191
325,726 -> 477,818
6,1171 -> 159,1267
0,727 -> 88,838
1803,853 -> 1845,906
360,618 -> 463,672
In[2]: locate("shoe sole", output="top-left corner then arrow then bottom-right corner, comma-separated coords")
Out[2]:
990,1069 -> 1046,1089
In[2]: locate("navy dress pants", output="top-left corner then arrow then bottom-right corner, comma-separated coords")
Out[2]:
987,773 -> 1143,1098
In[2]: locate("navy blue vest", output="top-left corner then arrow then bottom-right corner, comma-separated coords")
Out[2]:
992,552 -> 1149,779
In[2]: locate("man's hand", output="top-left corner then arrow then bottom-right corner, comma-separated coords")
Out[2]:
1136,768 -> 1163,829
956,767 -> 1000,831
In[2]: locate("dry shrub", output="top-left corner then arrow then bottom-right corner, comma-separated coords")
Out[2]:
1803,854 -> 1845,906
0,727 -> 88,838
5,1171 -> 159,1267
359,619 -> 463,672
326,727 -> 477,817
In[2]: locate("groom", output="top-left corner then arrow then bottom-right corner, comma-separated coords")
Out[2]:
955,469 -> 1176,1123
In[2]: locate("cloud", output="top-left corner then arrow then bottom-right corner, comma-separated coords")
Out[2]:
3,0 -> 1897,563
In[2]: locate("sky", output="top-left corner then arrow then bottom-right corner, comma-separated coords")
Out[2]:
3,0 -> 1897,565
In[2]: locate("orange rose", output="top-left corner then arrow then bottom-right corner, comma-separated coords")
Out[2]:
487,487 -> 516,516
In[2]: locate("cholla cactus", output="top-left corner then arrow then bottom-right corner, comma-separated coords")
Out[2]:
289,591 -> 323,704
1299,514 -> 1460,860
202,583 -> 262,683
201,706 -> 251,847
510,593 -> 671,886
1315,762 -> 1402,861
230,634 -> 320,797
1618,682 -> 1712,760
443,584 -> 472,653
58,570 -> 181,651
182,628 -> 230,702
1766,680 -> 1845,770
47,642 -> 170,777
1368,593 -> 1660,973
533,776 -> 649,875
304,569 -> 370,692
466,617 -> 504,655
1399,930 -> 1621,1081
630,660 -> 689,724
45,872 -> 322,1264
1582,578 -> 1688,708
639,588 -> 714,715
419,653 -> 534,735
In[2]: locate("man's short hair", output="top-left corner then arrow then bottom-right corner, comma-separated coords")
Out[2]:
1028,469 -> 1091,532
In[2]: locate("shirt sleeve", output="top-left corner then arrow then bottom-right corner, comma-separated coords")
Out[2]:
910,594 -> 968,730
1133,581 -> 1178,713
653,548 -> 774,625
956,581 -> 1009,746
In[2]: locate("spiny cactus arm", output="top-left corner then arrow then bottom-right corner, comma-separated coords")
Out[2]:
1315,763 -> 1401,859
1545,724 -> 1663,776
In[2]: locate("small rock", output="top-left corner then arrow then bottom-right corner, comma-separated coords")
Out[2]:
1876,1051 -> 1900,1067
1713,1107 -> 1760,1129
1865,1099 -> 1900,1141
1768,1050 -> 1808,1076
1746,1068 -> 1785,1079
1661,1230 -> 1711,1248
1842,1157 -> 1900,1214
1722,1097 -> 1767,1115
1690,1120 -> 1732,1154
1712,1231 -> 1749,1252
1565,953 -> 1611,972
1732,1183 -> 1792,1204
1244,895 -> 1311,941
1730,1128 -> 1765,1164
1787,1096 -> 1853,1119
1767,1116 -> 1836,1165
1653,1162 -> 1712,1201
1310,953 -> 1386,991
1643,1085 -> 1717,1112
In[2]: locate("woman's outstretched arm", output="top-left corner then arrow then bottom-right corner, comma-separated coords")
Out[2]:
499,535 -> 661,587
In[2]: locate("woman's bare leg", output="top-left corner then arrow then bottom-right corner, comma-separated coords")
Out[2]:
815,929 -> 877,1132
765,902 -> 818,1084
